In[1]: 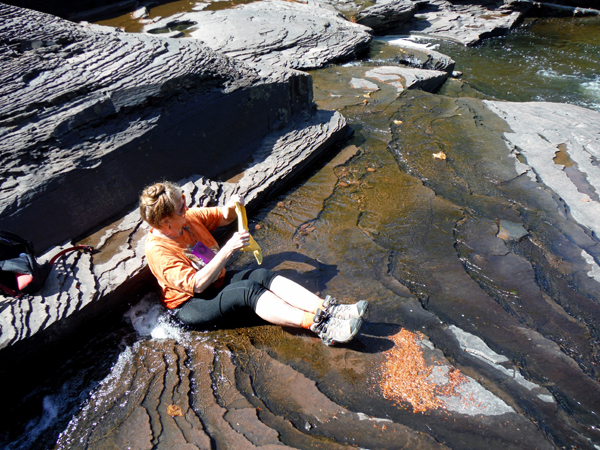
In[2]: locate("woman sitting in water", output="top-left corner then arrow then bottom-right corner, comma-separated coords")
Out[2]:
140,181 -> 367,345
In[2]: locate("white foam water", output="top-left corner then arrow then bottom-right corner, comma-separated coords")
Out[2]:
581,77 -> 600,101
377,36 -> 441,51
124,293 -> 194,345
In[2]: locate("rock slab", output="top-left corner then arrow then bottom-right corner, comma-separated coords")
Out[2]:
395,0 -> 529,46
0,108 -> 349,372
0,3 -> 313,254
485,100 -> 600,238
144,0 -> 373,70
354,0 -> 417,32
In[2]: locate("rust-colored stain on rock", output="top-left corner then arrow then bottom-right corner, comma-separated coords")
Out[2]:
380,329 -> 466,413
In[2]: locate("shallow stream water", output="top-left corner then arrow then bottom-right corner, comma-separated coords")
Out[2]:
3,13 -> 600,450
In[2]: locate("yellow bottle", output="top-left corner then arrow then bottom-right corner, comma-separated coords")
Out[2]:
234,201 -> 263,265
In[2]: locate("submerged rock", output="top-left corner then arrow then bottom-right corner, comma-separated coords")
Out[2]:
364,66 -> 448,92
497,219 -> 528,241
311,63 -> 448,111
387,90 -> 600,447
144,0 -> 373,70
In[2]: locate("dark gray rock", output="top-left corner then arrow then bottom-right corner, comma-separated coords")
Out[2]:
144,0 -> 373,70
0,107 -> 349,359
0,3 -> 316,254
354,0 -> 417,32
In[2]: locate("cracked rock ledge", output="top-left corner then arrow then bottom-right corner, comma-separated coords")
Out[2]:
0,109 -> 349,357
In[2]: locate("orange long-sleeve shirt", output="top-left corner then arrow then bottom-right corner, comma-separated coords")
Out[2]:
145,207 -> 225,309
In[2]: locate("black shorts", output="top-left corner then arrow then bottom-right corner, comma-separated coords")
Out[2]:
172,268 -> 278,327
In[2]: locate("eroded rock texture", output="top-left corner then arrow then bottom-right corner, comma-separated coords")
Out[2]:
0,108 -> 348,371
0,3 -> 313,253
144,0 -> 373,70
393,0 -> 529,46
386,90 -> 600,447
354,0 -> 418,32
54,312 -> 544,449
485,100 -> 600,238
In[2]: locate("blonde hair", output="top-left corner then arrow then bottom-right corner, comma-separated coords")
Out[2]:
139,181 -> 183,228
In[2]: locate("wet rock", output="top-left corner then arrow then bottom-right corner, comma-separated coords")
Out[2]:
379,37 -> 456,73
312,63 -> 448,110
497,219 -> 528,241
354,0 -> 417,32
0,108 -> 348,373
0,3 -> 319,254
364,66 -> 448,92
485,100 -> 600,238
386,90 -> 600,447
130,6 -> 148,19
145,0 -> 373,70
394,0 -> 529,46
350,78 -> 380,91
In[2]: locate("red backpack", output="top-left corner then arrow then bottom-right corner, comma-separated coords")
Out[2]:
0,230 -> 93,298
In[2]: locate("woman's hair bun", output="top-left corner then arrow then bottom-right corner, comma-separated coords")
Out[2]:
139,181 -> 183,227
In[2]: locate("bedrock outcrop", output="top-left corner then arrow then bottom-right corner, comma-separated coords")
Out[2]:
0,2 -> 352,374
485,100 -> 600,240
144,0 -> 373,70
0,2 -> 324,254
391,0 -> 530,46
353,0 -> 417,32
0,108 -> 349,378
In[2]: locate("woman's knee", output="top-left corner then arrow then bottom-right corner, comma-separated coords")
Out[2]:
221,280 -> 266,310
247,268 -> 278,288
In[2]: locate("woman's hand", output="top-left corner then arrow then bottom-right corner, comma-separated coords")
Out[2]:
225,194 -> 244,209
193,230 -> 250,293
224,230 -> 250,255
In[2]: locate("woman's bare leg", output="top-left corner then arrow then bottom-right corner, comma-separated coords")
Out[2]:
254,290 -> 307,327
268,276 -> 323,313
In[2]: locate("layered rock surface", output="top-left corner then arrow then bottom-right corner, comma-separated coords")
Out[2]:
484,100 -> 600,238
354,0 -> 417,32
0,107 -> 348,358
387,90 -> 600,447
392,0 -> 529,46
144,0 -> 373,70
0,2 -> 351,376
0,3 -> 316,254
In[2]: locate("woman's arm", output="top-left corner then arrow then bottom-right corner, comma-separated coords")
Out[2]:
219,194 -> 243,227
192,230 -> 249,293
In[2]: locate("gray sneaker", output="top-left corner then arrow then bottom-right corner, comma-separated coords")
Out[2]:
310,310 -> 362,346
322,295 -> 368,321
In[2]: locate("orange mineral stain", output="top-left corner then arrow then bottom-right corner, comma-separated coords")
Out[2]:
380,329 -> 466,413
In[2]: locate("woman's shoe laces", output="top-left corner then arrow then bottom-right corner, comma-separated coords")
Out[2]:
310,307 -> 362,346
322,295 -> 368,321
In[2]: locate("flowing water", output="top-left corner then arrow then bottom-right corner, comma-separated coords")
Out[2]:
3,13 -> 600,450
